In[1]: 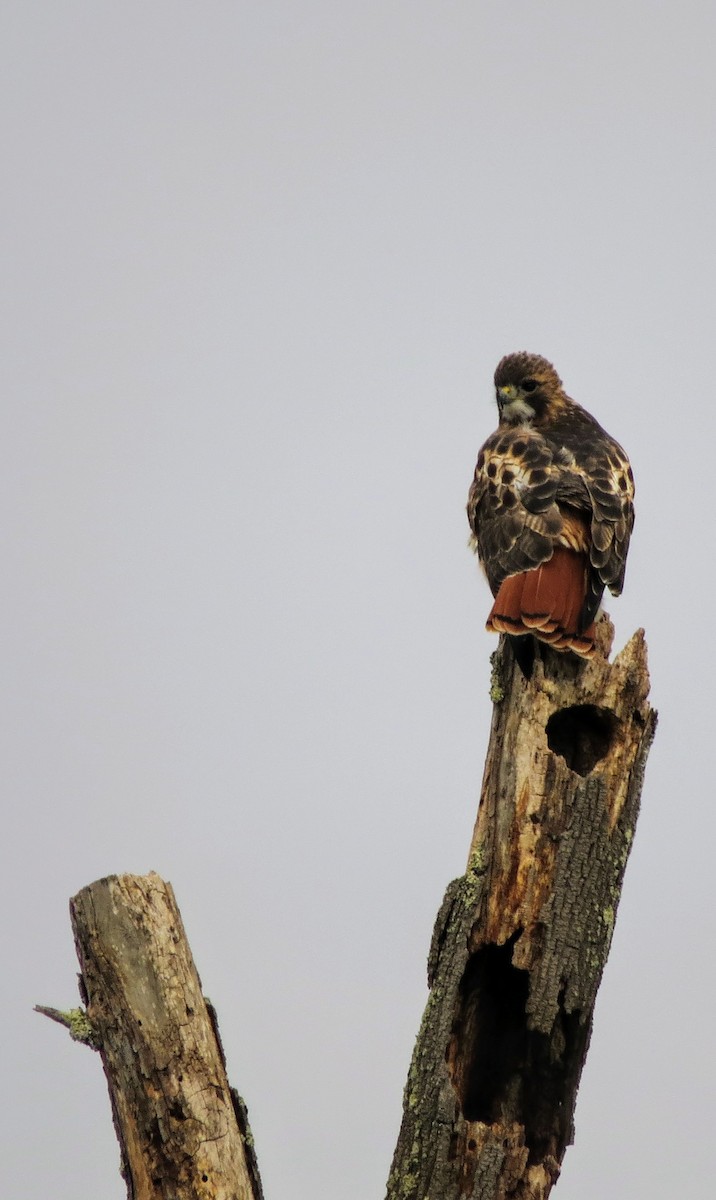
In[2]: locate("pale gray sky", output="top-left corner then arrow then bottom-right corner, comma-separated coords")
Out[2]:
2,3 -> 714,1197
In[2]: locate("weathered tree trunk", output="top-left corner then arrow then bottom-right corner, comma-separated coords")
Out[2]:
69,873 -> 262,1200
386,620 -> 656,1200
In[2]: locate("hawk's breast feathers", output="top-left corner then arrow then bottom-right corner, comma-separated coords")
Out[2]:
467,353 -> 634,658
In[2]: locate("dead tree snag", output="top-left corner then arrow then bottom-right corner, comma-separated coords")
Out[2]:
386,619 -> 656,1200
38,618 -> 654,1200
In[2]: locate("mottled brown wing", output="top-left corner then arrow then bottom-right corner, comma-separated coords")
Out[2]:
579,436 -> 635,619
467,427 -> 565,596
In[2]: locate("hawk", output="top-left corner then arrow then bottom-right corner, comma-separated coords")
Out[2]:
467,352 -> 634,658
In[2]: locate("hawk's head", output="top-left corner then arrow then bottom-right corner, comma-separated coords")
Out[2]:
494,352 -> 564,425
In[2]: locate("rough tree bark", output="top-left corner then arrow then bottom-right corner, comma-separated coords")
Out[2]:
385,620 -> 656,1200
66,873 -> 263,1200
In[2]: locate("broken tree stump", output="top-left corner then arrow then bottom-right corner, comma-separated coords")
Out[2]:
67,872 -> 262,1200
386,619 -> 656,1200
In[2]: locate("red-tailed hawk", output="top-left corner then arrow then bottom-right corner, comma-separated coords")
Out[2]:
467,352 -> 634,658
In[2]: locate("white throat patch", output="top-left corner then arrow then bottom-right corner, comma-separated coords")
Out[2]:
500,396 -> 535,424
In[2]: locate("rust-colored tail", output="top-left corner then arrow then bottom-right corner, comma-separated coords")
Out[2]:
487,548 -> 596,658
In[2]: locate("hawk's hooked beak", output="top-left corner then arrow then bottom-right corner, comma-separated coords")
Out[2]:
497,384 -> 518,413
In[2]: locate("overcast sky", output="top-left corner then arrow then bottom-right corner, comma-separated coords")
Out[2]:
2,3 -> 714,1197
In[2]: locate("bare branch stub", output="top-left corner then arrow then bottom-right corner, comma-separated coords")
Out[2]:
34,1004 -> 99,1047
70,872 -> 262,1200
387,619 -> 656,1200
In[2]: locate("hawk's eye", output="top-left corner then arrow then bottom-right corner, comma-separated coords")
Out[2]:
521,379 -> 538,393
